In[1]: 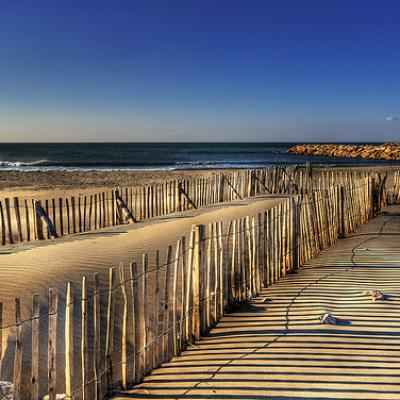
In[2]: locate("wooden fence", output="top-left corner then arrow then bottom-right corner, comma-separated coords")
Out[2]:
0,174 -> 379,399
0,166 -> 387,247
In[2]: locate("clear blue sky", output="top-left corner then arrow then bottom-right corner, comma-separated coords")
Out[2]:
1,0 -> 399,142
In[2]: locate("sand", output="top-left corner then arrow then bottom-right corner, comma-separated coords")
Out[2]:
0,194 -> 286,319
0,193 -> 288,397
113,206 -> 400,400
0,165 -> 399,397
1,165 -> 398,199
0,169 -> 221,198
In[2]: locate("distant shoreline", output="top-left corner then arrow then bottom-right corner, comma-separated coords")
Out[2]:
288,143 -> 400,161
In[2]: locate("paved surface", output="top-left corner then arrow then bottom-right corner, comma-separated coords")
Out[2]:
113,206 -> 400,400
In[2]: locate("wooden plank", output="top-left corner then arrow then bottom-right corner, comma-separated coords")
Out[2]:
230,219 -> 237,303
141,254 -> 149,375
48,288 -> 58,400
172,239 -> 181,356
240,218 -> 246,300
93,273 -> 101,400
35,201 -> 57,239
78,197 -> 82,233
230,219 -> 236,308
102,192 -> 107,227
205,224 -> 212,330
58,198 -> 64,236
83,196 -> 87,232
65,283 -> 74,400
4,198 -> 14,244
31,295 -> 39,400
81,276 -> 88,400
94,194 -> 98,230
185,225 -> 194,340
192,225 -> 204,341
24,199 -> 31,242
32,199 -> 38,240
152,250 -> 160,369
153,250 -> 160,369
13,298 -> 22,400
105,267 -> 115,393
88,195 -> 93,231
130,262 -> 140,383
66,198 -> 71,235
98,193 -> 102,228
51,198 -> 57,235
162,246 -> 172,361
13,197 -> 23,242
179,236 -> 186,350
111,189 -> 116,225
0,303 -> 2,381
0,201 -> 6,245
256,213 -> 262,291
115,191 -> 136,223
213,222 -> 219,324
217,221 -> 224,316
119,264 -> 128,389
71,196 -> 77,233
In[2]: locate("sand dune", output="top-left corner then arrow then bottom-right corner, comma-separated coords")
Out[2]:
0,194 -> 286,397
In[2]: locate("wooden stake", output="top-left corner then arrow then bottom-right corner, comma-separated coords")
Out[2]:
13,298 -> 22,400
65,283 -> 74,400
119,264 -> 128,389
48,288 -> 58,400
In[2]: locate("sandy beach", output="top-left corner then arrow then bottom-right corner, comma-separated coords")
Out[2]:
0,192 -> 287,395
0,165 -> 397,398
0,169 -> 222,199
1,165 -> 399,198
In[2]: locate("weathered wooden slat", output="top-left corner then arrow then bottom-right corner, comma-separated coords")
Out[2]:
119,264 -> 128,389
0,201 -> 6,245
143,254 -> 151,374
130,262 -> 140,383
81,276 -> 88,400
93,273 -> 101,400
13,298 -> 22,400
105,267 -> 115,393
172,239 -> 181,356
192,225 -> 204,341
162,246 -> 172,362
24,199 -> 31,242
4,198 -> 14,244
58,198 -> 64,236
153,250 -> 160,369
13,197 -> 23,242
48,288 -> 58,400
31,295 -> 39,400
65,283 -> 74,399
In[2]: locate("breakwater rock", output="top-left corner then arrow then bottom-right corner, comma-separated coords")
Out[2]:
287,143 -> 400,160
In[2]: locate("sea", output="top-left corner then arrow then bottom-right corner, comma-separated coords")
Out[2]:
0,142 -> 399,171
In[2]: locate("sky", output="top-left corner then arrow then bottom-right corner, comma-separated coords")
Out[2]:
0,0 -> 400,142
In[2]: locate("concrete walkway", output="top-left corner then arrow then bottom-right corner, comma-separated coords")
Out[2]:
113,206 -> 400,400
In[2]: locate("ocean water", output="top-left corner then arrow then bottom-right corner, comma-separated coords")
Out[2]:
0,143 -> 398,171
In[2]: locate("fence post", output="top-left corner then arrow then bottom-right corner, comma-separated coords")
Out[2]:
192,224 -> 205,341
48,288 -> 58,400
13,298 -> 22,400
338,186 -> 346,238
65,283 -> 74,400
105,267 -> 115,393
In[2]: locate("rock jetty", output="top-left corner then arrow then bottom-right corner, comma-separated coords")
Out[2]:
287,143 -> 400,160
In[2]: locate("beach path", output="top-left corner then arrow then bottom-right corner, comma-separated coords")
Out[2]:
113,205 -> 400,400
